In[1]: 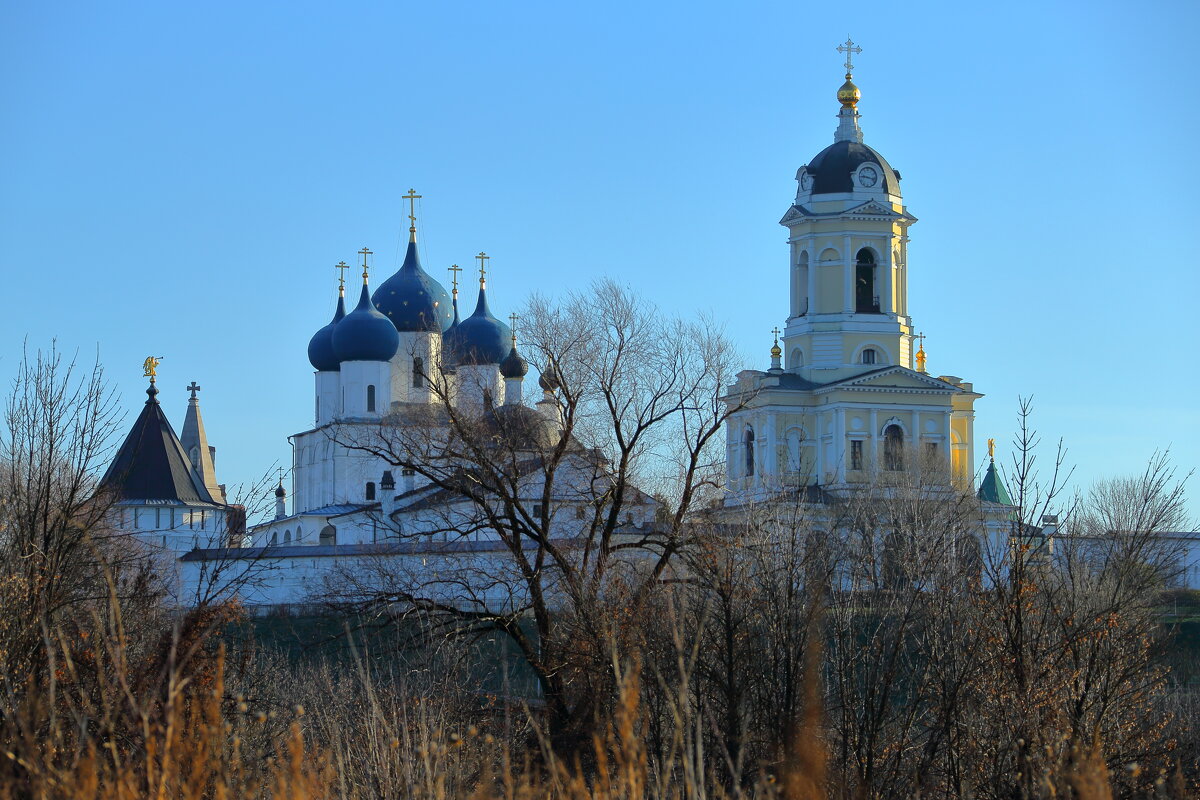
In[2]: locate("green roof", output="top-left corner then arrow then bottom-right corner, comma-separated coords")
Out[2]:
977,459 -> 1013,505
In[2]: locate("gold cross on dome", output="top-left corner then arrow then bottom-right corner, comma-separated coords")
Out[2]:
771,326 -> 781,345
916,331 -> 926,350
186,381 -> 201,399
837,37 -> 862,73
447,263 -> 462,294
335,260 -> 349,289
509,313 -> 519,343
358,246 -> 373,280
402,188 -> 421,232
476,251 -> 490,286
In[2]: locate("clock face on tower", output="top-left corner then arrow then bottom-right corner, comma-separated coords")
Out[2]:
858,166 -> 879,187
800,171 -> 812,191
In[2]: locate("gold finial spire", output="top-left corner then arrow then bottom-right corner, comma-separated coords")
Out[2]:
770,327 -> 782,358
476,252 -> 490,288
509,313 -> 519,345
402,188 -> 421,242
987,438 -> 996,461
448,263 -> 462,297
358,247 -> 373,283
142,356 -> 163,381
836,37 -> 862,108
335,260 -> 349,296
915,331 -> 927,373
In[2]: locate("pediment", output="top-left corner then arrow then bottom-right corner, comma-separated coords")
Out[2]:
843,199 -> 902,219
779,204 -> 810,226
824,366 -> 959,393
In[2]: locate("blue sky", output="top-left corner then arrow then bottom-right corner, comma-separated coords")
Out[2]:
3,1 -> 1197,522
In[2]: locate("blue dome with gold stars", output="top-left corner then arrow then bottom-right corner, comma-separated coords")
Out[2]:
334,283 -> 400,362
307,290 -> 346,371
373,240 -> 454,333
456,285 -> 511,366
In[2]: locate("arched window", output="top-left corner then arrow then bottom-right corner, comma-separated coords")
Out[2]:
319,525 -> 336,545
744,428 -> 756,477
794,251 -> 810,316
790,348 -> 804,369
855,249 -> 878,313
412,357 -> 424,388
269,531 -> 278,546
884,424 -> 904,471
365,481 -> 376,500
284,529 -> 292,543
861,348 -> 877,365
366,384 -> 376,412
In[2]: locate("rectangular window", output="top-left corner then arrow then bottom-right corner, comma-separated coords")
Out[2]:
925,442 -> 938,460
533,503 -> 544,517
850,440 -> 863,471
413,358 -> 424,388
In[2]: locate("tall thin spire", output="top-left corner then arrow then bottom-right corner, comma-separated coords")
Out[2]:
180,380 -> 226,502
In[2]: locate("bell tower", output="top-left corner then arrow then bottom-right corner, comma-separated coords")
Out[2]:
780,40 -> 917,379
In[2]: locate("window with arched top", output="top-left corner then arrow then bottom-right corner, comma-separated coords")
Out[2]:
412,357 -> 424,388
744,428 -> 756,477
269,531 -> 278,546
790,348 -> 804,369
794,251 -> 810,316
861,348 -> 877,365
284,529 -> 292,543
366,384 -> 376,412
365,481 -> 376,501
884,424 -> 904,471
855,249 -> 878,313
319,525 -> 336,545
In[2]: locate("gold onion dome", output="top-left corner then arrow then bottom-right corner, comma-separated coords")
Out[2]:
770,342 -> 782,359
837,73 -> 861,107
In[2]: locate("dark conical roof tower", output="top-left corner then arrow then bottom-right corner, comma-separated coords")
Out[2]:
977,442 -> 1013,505
100,378 -> 220,505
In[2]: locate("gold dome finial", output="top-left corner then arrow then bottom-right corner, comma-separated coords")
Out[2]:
915,331 -> 927,373
770,327 -> 782,359
836,37 -> 862,108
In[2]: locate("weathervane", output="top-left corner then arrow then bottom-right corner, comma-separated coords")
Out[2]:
142,356 -> 163,381
837,37 -> 861,74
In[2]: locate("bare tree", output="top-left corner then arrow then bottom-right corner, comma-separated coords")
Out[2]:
326,279 -> 747,750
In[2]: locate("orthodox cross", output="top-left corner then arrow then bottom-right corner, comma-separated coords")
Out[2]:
509,313 -> 519,343
187,381 -> 201,399
837,37 -> 861,73
476,252 -> 490,285
916,331 -> 926,351
358,246 -> 373,280
447,263 -> 462,294
402,188 -> 421,232
277,467 -> 286,488
771,326 -> 781,346
335,260 -> 350,291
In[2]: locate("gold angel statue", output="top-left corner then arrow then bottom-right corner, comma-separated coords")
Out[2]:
143,356 -> 163,379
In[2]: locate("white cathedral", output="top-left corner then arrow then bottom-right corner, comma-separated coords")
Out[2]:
94,50 -> 1200,605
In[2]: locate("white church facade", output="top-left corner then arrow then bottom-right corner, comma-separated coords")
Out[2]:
96,47 -> 1199,607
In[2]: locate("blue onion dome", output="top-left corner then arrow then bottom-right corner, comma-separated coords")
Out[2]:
373,239 -> 454,333
499,343 -> 528,379
307,290 -> 347,371
456,285 -> 512,365
333,281 -> 400,362
538,367 -> 561,392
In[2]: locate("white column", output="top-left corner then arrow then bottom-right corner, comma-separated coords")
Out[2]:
843,235 -> 854,313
